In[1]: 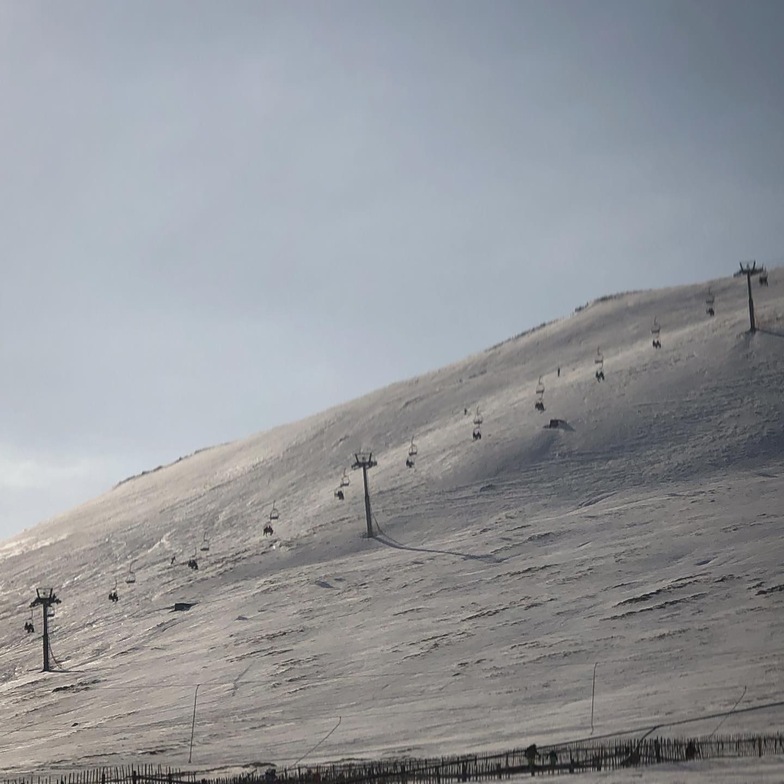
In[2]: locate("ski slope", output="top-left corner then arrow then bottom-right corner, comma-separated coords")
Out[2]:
0,272 -> 782,779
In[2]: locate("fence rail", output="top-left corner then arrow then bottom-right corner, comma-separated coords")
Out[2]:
3,733 -> 783,784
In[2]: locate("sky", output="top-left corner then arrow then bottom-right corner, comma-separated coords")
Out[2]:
1,0 -> 783,539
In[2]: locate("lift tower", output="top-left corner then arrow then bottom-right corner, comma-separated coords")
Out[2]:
30,588 -> 61,672
734,260 -> 764,332
352,451 -> 377,538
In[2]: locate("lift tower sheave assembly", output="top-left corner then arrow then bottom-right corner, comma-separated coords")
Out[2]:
352,451 -> 377,538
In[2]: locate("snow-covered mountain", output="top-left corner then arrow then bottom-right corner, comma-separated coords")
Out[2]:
1,272 -> 782,778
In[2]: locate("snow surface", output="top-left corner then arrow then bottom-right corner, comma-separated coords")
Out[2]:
1,273 -> 783,780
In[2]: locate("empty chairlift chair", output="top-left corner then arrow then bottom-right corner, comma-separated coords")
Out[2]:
595,348 -> 605,381
200,532 -> 210,553
651,319 -> 662,349
535,376 -> 545,411
705,288 -> 715,317
125,561 -> 137,585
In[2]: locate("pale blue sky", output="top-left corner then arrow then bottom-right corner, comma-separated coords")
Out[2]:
1,0 -> 782,538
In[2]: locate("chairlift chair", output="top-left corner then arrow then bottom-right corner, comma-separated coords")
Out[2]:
594,348 -> 605,381
108,578 -> 119,603
472,426 -> 482,441
125,562 -> 137,585
24,609 -> 35,634
339,469 -> 350,488
473,407 -> 483,426
760,270 -> 769,286
334,488 -> 345,501
651,319 -> 662,349
269,501 -> 280,522
46,606 -> 56,618
535,376 -> 545,411
406,438 -> 417,468
200,532 -> 210,553
187,549 -> 199,570
705,289 -> 715,317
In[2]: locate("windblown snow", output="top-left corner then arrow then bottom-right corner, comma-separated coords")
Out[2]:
1,273 -> 782,778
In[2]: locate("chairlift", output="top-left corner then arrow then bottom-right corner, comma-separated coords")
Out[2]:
406,437 -> 417,468
595,348 -> 605,381
339,469 -> 350,488
472,425 -> 482,441
125,561 -> 137,585
651,319 -> 662,349
108,578 -> 119,604
269,501 -> 280,522
46,606 -> 56,618
760,270 -> 768,286
200,532 -> 210,553
334,488 -> 345,501
473,407 -> 483,426
24,609 -> 35,634
263,523 -> 274,536
705,288 -> 715,317
535,376 -> 545,412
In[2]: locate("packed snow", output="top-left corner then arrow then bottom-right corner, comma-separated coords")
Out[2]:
0,272 -> 782,780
